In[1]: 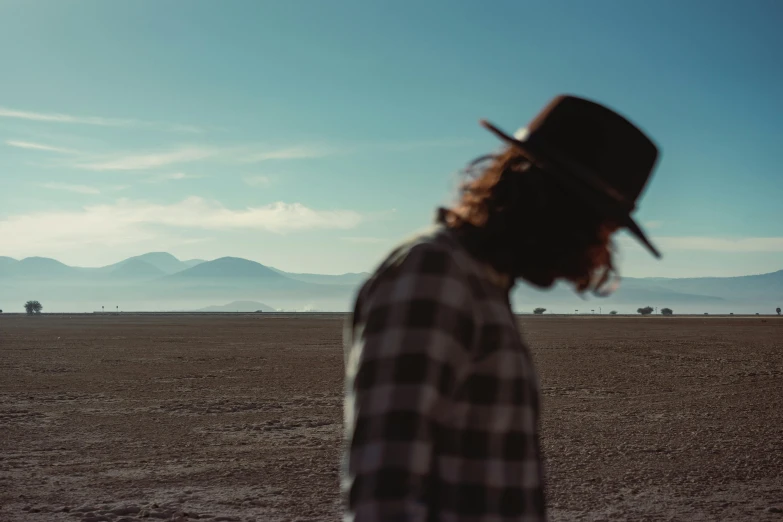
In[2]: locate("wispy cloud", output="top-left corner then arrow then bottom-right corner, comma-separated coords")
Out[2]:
6,140 -> 78,154
373,137 -> 476,152
38,182 -> 101,195
619,235 -> 783,253
72,144 -> 341,172
340,236 -> 388,244
0,106 -> 201,133
77,147 -> 218,171
238,145 -> 340,163
243,175 -> 272,187
145,172 -> 203,183
644,220 -> 664,230
0,197 -> 363,257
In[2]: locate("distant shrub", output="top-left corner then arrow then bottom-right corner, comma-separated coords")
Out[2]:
609,310 -> 618,315
777,307 -> 781,316
533,307 -> 546,315
704,312 -> 709,315
637,306 -> 654,316
756,313 -> 760,316
660,308 -> 673,316
24,300 -> 43,315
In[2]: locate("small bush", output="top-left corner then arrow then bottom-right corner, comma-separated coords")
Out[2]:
609,310 -> 618,315
24,300 -> 43,315
533,308 -> 546,315
637,306 -> 654,316
660,308 -> 673,316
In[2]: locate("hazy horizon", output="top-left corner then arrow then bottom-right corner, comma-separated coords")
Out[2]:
1,249 -> 782,280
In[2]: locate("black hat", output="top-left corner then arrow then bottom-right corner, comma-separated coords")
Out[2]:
480,94 -> 662,258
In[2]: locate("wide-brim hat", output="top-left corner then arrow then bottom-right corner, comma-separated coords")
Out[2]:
480,94 -> 662,258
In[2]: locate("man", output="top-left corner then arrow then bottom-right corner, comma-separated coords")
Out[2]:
342,95 -> 662,521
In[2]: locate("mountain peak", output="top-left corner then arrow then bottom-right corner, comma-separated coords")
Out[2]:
110,258 -> 167,279
109,252 -> 188,275
168,256 -> 286,279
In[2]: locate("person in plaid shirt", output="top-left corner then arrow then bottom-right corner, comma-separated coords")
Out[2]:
342,95 -> 662,521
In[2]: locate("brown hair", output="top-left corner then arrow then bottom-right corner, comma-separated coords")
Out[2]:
441,146 -> 618,294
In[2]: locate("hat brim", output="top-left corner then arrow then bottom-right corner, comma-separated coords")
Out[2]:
480,119 -> 662,259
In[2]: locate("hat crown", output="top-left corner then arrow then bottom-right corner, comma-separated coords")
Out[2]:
524,95 -> 659,204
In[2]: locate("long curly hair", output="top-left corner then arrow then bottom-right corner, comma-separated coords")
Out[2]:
441,145 -> 619,295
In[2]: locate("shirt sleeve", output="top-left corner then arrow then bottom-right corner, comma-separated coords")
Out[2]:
342,242 -> 476,522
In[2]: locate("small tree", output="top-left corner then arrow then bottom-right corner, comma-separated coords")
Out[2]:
637,306 -> 654,316
609,310 -> 618,315
533,307 -> 546,315
660,307 -> 673,316
24,300 -> 43,315
777,307 -> 781,316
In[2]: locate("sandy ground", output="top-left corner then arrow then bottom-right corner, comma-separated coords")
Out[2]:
1,314 -> 781,521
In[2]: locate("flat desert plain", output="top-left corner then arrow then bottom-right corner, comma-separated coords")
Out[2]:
1,314 -> 782,521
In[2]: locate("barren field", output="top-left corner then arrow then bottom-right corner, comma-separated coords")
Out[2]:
1,314 -> 782,521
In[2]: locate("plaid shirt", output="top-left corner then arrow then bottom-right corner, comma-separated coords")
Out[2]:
342,223 -> 546,521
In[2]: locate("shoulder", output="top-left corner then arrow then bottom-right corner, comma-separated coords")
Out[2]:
359,226 -> 470,301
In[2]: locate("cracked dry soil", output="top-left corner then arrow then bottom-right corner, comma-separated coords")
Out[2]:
1,314 -> 781,521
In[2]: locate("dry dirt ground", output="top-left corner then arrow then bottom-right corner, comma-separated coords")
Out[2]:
1,314 -> 781,521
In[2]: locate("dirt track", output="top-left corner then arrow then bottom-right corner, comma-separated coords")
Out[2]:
1,314 -> 781,521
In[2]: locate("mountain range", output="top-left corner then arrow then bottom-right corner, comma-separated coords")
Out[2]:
0,252 -> 780,314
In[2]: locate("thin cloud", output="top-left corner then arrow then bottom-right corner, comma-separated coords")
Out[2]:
243,175 -> 272,187
0,197 -> 363,257
6,140 -> 78,154
644,220 -> 664,230
38,182 -> 101,195
373,137 -> 476,152
77,147 -> 218,171
619,235 -> 783,253
0,106 -> 202,132
238,145 -> 342,163
145,172 -> 203,183
340,236 -> 387,244
73,144 -> 341,172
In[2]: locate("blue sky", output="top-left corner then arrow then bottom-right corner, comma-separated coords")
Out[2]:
0,0 -> 781,277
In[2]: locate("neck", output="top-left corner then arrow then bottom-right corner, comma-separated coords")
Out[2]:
436,207 -> 515,291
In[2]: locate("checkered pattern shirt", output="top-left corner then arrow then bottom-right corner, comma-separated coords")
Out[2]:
342,224 -> 547,521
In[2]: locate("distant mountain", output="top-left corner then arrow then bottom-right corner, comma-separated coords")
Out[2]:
101,252 -> 193,275
109,259 -> 167,279
627,270 -> 783,302
0,250 -> 779,314
269,267 -> 370,286
196,300 -> 276,312
167,257 -> 286,280
0,257 -> 79,279
182,259 -> 206,269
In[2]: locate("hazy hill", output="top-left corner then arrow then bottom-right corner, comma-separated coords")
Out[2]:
196,300 -> 276,312
629,270 -> 783,302
109,259 -> 167,279
182,258 -> 206,269
269,267 -> 370,286
101,252 -> 196,275
0,250 -> 779,313
166,257 -> 286,280
0,257 -> 80,279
